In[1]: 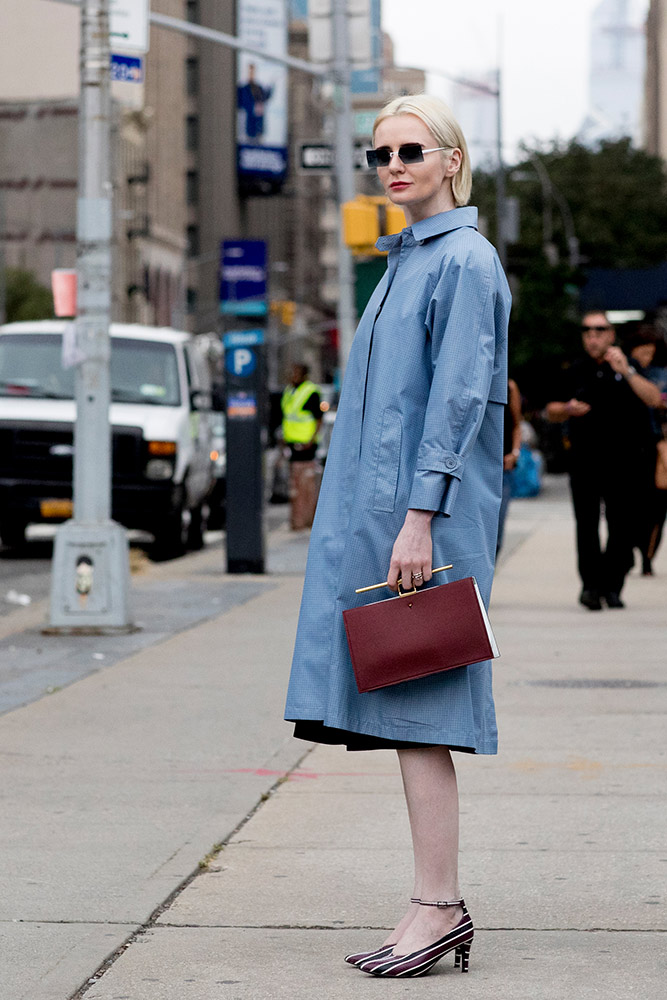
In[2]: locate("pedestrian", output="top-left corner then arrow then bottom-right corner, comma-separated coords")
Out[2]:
546,311 -> 661,609
496,377 -> 522,554
284,94 -> 510,977
625,326 -> 667,574
281,363 -> 322,530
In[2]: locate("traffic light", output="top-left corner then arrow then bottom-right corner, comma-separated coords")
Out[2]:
342,197 -> 407,255
270,300 -> 296,326
342,198 -> 380,251
385,203 -> 406,236
280,300 -> 295,326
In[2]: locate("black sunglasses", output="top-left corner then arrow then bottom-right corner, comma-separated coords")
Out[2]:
365,143 -> 448,168
581,324 -> 611,332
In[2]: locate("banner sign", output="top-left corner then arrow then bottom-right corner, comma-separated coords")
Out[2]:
350,0 -> 382,94
236,0 -> 288,192
220,241 -> 268,316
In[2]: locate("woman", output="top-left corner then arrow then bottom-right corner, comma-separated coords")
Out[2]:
626,326 -> 667,574
284,94 -> 510,978
497,377 -> 522,553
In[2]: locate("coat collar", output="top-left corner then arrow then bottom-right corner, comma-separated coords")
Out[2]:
375,206 -> 478,252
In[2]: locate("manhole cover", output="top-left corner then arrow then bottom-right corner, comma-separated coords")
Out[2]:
526,679 -> 666,689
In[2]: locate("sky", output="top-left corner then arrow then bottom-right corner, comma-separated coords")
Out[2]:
382,0 -> 649,158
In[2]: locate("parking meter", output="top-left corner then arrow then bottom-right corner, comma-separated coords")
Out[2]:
224,330 -> 266,573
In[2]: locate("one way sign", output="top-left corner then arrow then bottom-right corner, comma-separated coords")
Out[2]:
110,0 -> 150,54
299,142 -> 368,173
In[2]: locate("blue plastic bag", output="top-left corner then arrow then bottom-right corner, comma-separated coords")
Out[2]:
510,445 -> 541,498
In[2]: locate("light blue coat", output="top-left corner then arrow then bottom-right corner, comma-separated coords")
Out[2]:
284,207 -> 511,753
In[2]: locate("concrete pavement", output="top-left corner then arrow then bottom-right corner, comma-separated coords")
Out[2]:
2,478 -> 667,999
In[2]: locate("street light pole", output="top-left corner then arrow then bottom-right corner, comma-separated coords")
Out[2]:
522,154 -> 580,270
49,0 -> 132,631
494,66 -> 507,271
331,0 -> 357,377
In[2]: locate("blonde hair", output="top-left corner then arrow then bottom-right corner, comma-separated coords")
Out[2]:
373,94 -> 472,207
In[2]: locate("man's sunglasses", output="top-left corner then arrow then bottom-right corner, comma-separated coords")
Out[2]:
365,143 -> 448,168
581,324 -> 611,332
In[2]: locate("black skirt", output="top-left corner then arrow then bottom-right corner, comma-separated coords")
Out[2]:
293,720 -> 474,753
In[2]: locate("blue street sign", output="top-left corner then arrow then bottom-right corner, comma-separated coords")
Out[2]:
220,240 -> 267,315
111,53 -> 144,83
226,347 -> 257,377
223,329 -> 265,348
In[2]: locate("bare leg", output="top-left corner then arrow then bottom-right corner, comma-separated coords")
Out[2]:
388,746 -> 463,956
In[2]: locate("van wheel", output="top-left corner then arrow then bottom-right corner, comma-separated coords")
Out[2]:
0,520 -> 27,549
152,500 -> 189,561
187,504 -> 206,551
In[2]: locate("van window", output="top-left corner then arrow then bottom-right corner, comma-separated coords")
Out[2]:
0,334 -> 181,406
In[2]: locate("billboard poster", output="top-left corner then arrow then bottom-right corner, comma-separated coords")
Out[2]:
237,0 -> 288,194
220,240 -> 268,316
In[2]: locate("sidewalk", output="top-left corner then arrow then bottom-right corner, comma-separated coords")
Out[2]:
3,478 -> 667,1000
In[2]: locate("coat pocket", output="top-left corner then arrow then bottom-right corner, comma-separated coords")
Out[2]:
373,408 -> 402,512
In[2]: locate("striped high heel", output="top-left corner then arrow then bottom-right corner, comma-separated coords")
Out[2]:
344,898 -> 421,968
359,898 -> 473,978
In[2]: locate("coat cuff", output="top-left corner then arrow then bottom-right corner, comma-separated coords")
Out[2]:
415,447 -> 464,478
408,470 -> 461,517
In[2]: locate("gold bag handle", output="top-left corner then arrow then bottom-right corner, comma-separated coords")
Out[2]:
355,564 -> 454,596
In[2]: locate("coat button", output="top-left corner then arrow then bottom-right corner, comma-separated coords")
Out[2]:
445,457 -> 456,469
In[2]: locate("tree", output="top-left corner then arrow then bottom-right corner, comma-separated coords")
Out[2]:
472,139 -> 667,405
3,268 -> 53,323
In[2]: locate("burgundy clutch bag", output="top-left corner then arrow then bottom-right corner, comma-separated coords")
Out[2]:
343,574 -> 499,694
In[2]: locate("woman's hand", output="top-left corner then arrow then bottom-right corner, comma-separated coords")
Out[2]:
387,509 -> 434,592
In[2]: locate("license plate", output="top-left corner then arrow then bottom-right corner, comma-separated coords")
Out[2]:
40,499 -> 73,518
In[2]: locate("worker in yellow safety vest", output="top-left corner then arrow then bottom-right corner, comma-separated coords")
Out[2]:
281,363 -> 322,529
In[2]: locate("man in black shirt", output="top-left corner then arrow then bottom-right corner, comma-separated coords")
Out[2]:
547,311 -> 661,609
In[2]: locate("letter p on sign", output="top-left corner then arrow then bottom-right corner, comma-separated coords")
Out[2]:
226,347 -> 257,377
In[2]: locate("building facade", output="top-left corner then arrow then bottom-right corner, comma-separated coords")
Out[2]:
644,0 -> 667,157
578,0 -> 646,145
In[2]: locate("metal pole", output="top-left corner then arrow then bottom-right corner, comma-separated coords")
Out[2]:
331,0 -> 357,378
49,0 -> 132,631
0,187 -> 5,325
527,154 -> 579,269
75,0 -> 112,522
523,155 -> 556,262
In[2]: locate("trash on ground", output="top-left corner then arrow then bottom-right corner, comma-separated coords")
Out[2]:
5,589 -> 32,606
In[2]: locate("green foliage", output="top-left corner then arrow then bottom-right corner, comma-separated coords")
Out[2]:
4,268 -> 53,323
472,139 -> 667,405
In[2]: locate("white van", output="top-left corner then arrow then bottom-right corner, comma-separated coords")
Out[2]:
0,321 -> 218,557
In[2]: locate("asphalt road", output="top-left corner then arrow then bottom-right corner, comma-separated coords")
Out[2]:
0,527 -> 205,619
0,504 -> 289,619
0,534 -> 55,615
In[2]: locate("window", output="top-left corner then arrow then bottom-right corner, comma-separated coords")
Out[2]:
186,0 -> 199,22
186,225 -> 200,259
186,170 -> 199,206
186,287 -> 198,314
186,115 -> 199,152
0,334 -> 181,406
186,56 -> 199,97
